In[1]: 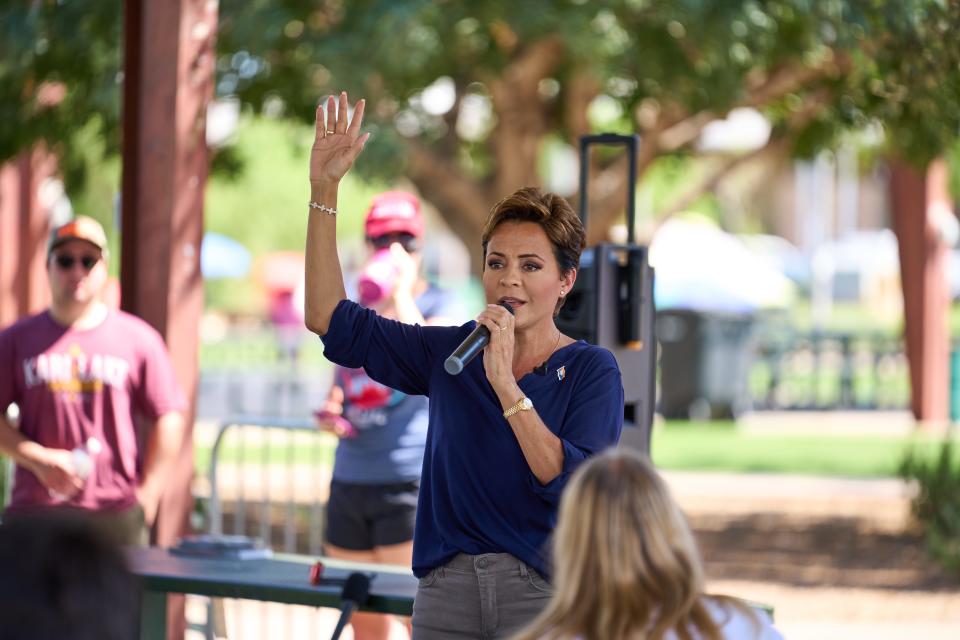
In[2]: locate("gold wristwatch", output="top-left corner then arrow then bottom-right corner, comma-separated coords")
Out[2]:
503,395 -> 534,418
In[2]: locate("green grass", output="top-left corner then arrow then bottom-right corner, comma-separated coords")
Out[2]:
192,420 -> 954,480
195,438 -> 336,477
1,420 -> 953,514
651,420 -> 950,477
198,329 -> 331,370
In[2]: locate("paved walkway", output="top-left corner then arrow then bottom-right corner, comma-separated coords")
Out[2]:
737,409 -> 955,438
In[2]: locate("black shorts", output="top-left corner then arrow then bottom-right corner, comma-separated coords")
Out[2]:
325,479 -> 419,551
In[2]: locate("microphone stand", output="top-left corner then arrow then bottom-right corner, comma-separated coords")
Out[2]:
330,572 -> 372,640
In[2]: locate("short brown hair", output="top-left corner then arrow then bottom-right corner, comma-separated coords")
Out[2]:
481,187 -> 586,315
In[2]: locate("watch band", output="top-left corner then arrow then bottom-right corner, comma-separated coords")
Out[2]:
503,396 -> 533,418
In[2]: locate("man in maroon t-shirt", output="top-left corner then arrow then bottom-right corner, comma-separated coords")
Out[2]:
0,216 -> 186,545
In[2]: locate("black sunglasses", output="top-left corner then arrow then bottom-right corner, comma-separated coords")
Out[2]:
369,233 -> 419,252
53,255 -> 99,271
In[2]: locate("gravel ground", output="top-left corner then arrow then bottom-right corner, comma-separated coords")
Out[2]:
665,470 -> 960,639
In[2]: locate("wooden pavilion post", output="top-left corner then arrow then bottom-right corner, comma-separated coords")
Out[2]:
890,158 -> 953,424
122,1 -> 218,637
0,150 -> 57,327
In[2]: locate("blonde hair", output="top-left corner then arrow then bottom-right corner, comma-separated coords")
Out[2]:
513,449 -> 755,640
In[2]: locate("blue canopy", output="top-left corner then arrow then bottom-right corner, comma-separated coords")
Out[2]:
201,232 -> 251,279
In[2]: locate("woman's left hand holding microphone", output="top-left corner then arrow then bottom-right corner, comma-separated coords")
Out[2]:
477,304 -> 519,399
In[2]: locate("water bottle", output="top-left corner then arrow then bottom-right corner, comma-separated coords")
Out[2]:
71,436 -> 101,480
49,437 -> 101,500
357,249 -> 400,305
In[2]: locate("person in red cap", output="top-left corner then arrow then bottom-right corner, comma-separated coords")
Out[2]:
314,190 -> 465,640
0,216 -> 186,545
364,190 -> 426,240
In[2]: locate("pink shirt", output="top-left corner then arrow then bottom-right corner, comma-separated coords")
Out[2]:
0,310 -> 185,514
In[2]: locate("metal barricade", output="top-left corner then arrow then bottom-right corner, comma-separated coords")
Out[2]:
206,415 -> 334,554
201,416 -> 337,640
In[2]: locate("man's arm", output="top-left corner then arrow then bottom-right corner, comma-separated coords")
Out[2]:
136,410 -> 185,527
0,414 -> 83,497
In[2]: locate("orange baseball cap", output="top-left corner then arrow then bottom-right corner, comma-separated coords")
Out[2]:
47,216 -> 109,256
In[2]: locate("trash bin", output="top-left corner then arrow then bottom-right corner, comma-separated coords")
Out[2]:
656,309 -> 755,420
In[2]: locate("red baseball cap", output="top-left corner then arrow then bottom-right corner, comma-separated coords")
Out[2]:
364,191 -> 424,239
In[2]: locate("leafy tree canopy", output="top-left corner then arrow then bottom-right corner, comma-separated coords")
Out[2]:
3,1 -> 959,253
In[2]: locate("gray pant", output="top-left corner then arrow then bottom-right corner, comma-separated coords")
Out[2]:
412,552 -> 553,640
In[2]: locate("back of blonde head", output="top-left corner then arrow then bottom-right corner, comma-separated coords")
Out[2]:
513,448 -> 728,640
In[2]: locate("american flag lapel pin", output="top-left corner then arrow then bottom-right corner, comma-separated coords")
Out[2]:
556,365 -> 566,382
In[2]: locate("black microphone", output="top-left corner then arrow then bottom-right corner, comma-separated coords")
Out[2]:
330,572 -> 372,640
444,302 -> 515,375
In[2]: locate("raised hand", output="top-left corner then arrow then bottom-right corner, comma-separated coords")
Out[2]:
310,91 -> 370,186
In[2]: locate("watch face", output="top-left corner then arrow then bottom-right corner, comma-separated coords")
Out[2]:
522,397 -> 533,410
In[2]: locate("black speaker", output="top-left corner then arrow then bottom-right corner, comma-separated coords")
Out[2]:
556,243 -> 656,435
556,134 -> 656,452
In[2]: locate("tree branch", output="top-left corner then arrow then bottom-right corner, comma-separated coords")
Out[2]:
654,87 -> 835,229
487,36 -> 566,195
404,139 -> 495,270
563,70 -> 598,141
656,137 -> 789,226
656,52 -> 849,152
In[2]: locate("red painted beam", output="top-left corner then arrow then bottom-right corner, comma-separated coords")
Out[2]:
890,159 -> 952,423
121,1 -> 218,637
0,150 -> 56,329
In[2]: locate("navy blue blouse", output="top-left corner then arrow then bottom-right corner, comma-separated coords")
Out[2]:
321,299 -> 624,577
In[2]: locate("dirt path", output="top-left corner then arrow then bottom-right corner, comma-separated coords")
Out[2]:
664,471 -> 960,639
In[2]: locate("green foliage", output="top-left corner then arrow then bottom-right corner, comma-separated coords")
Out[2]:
64,113 -> 388,313
899,438 -> 960,575
215,0 -> 960,175
3,1 -> 959,242
202,115 -> 387,313
637,155 -> 723,221
204,115 -> 384,253
948,140 -> 960,202
0,1 -> 122,190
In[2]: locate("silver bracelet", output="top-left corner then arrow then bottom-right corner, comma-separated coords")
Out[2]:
308,201 -> 338,216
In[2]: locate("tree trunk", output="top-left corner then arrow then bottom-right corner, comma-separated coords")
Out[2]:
406,141 -> 493,272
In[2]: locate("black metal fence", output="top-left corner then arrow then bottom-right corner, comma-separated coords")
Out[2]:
200,323 -> 913,420
748,329 -> 910,411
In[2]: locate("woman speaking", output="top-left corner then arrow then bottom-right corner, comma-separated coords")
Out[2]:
304,92 -> 624,639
